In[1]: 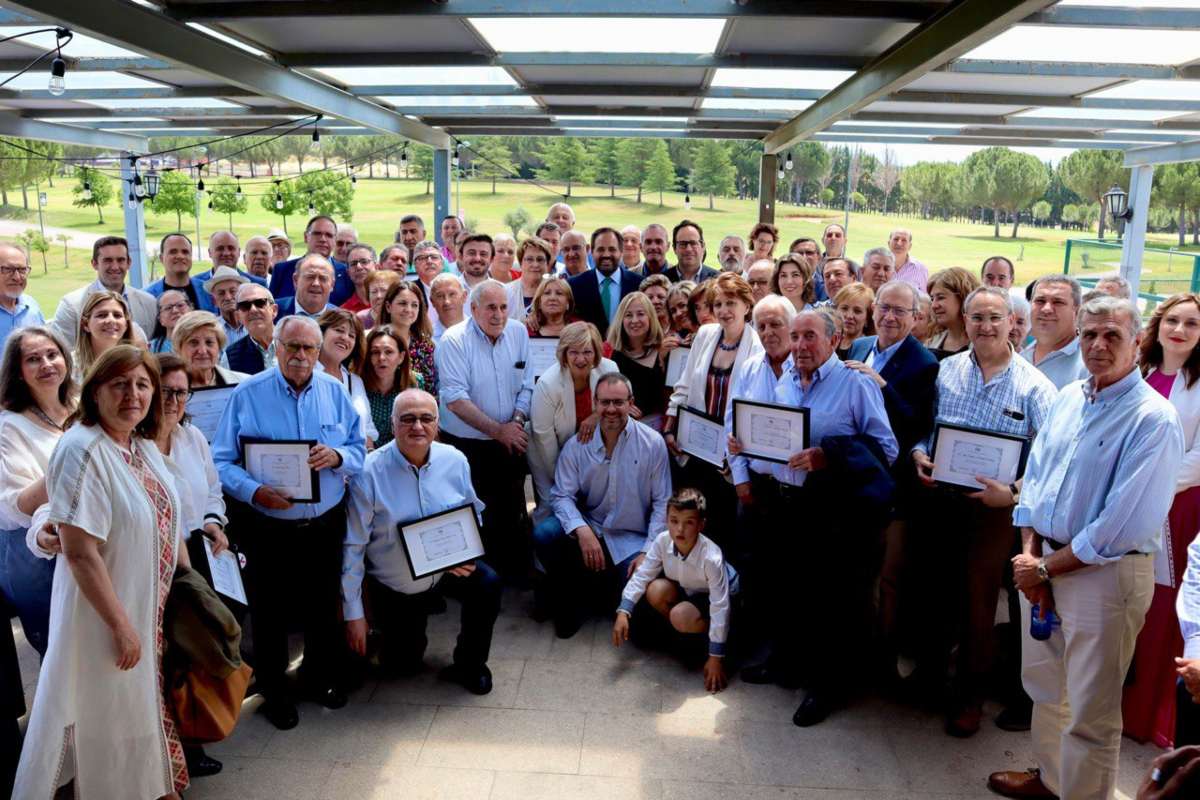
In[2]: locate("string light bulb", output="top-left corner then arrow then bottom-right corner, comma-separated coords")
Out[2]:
777,167 -> 785,180
684,189 -> 691,210
785,151 -> 794,171
48,56 -> 66,96
133,172 -> 145,199
127,189 -> 137,210
235,178 -> 243,201
81,171 -> 92,202
400,149 -> 408,165
274,180 -> 283,210
307,194 -> 315,215
310,127 -> 321,151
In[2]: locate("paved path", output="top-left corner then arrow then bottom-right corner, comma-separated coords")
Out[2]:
0,220 -> 107,249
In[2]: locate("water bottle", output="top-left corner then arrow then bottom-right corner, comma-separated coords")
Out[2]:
1030,604 -> 1061,641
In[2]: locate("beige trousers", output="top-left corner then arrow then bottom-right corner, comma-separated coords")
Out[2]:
1020,553 -> 1154,800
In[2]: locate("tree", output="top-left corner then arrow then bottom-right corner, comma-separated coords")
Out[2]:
849,191 -> 867,210
690,140 -> 735,210
1154,162 -> 1200,246
54,233 -> 71,269
787,142 -> 830,205
1058,149 -> 1127,240
18,230 -> 49,273
592,138 -> 622,197
643,141 -> 678,206
260,179 -> 301,234
209,176 -> 248,228
819,187 -> 834,205
295,171 -> 355,220
1032,200 -> 1052,226
616,139 -> 656,203
869,148 -> 902,214
146,170 -> 198,230
900,162 -> 961,219
278,135 -> 313,174
71,167 -> 113,223
503,207 -> 532,237
410,146 -> 435,194
539,138 -> 593,196
961,147 -> 1048,237
473,138 -> 516,194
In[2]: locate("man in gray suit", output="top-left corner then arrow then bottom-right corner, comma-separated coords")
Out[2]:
51,235 -> 156,347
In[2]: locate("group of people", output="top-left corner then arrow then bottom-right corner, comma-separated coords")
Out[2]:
0,200 -> 1196,799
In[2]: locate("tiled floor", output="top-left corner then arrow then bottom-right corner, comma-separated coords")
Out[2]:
14,591 -> 1163,800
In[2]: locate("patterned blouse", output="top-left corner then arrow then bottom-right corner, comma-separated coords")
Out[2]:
410,335 -> 438,396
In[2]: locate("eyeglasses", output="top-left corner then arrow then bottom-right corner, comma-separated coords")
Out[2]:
160,301 -> 191,314
747,279 -> 771,287
967,314 -> 1007,326
397,413 -> 437,427
162,388 -> 193,403
877,303 -> 913,318
0,265 -> 30,277
414,253 -> 441,262
675,241 -> 703,249
348,258 -> 374,267
282,342 -> 320,355
236,298 -> 272,312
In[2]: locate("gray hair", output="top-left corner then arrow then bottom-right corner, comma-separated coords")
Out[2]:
468,278 -> 506,308
1031,274 -> 1082,308
1010,293 -> 1031,317
752,294 -> 797,325
594,371 -> 634,401
875,279 -> 919,311
245,234 -> 270,251
413,240 -> 441,259
1096,275 -> 1133,299
337,224 -> 358,237
798,307 -> 840,340
863,246 -> 895,268
391,388 -> 438,422
721,234 -> 746,249
1077,295 -> 1142,337
889,228 -> 913,241
274,314 -> 321,346
0,240 -> 30,261
347,242 -> 376,261
430,273 -> 464,293
236,281 -> 273,302
964,286 -> 1014,315
296,253 -> 334,278
493,232 -> 516,246
379,244 -> 407,263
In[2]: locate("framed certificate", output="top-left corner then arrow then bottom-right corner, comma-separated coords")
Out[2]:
664,346 -> 691,387
188,384 -> 236,443
732,399 -> 809,464
202,538 -> 248,606
529,336 -> 560,381
398,502 -> 486,580
676,406 -> 725,467
930,423 -> 1029,490
240,437 -> 321,503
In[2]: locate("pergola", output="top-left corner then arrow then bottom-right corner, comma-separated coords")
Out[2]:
0,0 -> 1197,288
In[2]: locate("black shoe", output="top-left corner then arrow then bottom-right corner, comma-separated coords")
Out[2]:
186,750 -> 223,778
995,704 -> 1033,732
740,661 -> 802,690
309,685 -> 348,710
553,612 -> 586,640
792,691 -> 835,727
439,663 -> 493,696
261,697 -> 299,730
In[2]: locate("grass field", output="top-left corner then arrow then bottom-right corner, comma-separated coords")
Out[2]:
12,176 -> 1196,311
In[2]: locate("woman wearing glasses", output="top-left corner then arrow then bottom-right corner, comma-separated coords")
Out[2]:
149,290 -> 193,354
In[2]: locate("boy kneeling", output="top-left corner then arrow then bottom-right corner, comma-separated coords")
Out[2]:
612,488 -> 737,692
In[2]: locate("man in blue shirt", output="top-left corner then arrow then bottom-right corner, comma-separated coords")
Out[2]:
0,242 -> 43,346
534,373 -> 672,639
144,233 -> 216,314
193,230 -> 268,289
989,296 -> 1183,800
269,215 -> 353,305
275,255 -> 338,320
343,389 -> 501,695
213,314 -> 365,731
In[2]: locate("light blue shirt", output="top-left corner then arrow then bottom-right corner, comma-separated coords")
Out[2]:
550,418 -> 672,565
212,366 -> 365,520
221,315 -> 247,347
725,351 -> 795,485
435,317 -> 533,440
342,441 -> 484,619
595,267 -> 621,325
774,353 -> 899,486
1020,337 -> 1089,390
866,336 -> 905,374
1014,367 -> 1183,565
0,294 -> 44,345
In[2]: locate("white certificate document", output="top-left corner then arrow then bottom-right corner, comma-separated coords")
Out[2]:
399,503 -> 486,580
664,347 -> 691,387
677,406 -> 725,467
203,538 -> 247,605
930,424 -> 1026,490
188,385 -> 236,443
1155,518 -> 1175,588
732,399 -> 808,464
529,337 -> 560,381
242,438 -> 320,502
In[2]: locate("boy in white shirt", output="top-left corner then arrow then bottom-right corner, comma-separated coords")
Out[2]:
612,488 -> 737,692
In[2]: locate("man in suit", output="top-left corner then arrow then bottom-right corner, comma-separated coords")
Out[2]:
275,255 -> 338,320
568,227 -> 643,336
51,235 -> 157,347
225,282 -> 277,375
268,215 -> 353,305
663,220 -> 719,284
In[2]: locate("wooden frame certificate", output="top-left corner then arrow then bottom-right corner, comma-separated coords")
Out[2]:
399,503 -> 486,580
732,399 -> 809,464
188,384 -> 236,443
664,346 -> 691,387
676,406 -> 725,467
529,336 -> 560,381
930,423 -> 1028,490
241,437 -> 321,503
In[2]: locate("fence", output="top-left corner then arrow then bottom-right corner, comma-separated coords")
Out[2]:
1062,238 -> 1200,313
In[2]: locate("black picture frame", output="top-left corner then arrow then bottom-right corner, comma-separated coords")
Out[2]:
731,399 -> 810,464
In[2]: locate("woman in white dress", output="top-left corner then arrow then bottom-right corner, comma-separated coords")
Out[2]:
14,345 -> 191,800
316,307 -> 379,447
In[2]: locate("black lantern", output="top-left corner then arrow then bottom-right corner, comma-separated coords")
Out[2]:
1104,184 -> 1132,223
145,168 -> 159,201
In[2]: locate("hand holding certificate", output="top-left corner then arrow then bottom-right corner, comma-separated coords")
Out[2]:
203,538 -> 247,606
930,423 -> 1029,490
664,347 -> 691,387
399,503 -> 486,580
731,400 -> 809,464
676,406 -> 725,467
241,437 -> 321,503
528,337 -> 560,382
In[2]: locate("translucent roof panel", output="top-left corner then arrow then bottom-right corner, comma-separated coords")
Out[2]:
313,67 -> 518,87
1014,107 -> 1188,121
470,18 -> 725,54
1,72 -> 163,91
379,95 -> 538,108
555,115 -> 689,123
185,23 -> 269,58
701,98 -> 813,112
0,28 -> 143,58
709,69 -> 853,90
1087,80 -> 1200,101
77,98 -> 242,110
964,25 -> 1200,65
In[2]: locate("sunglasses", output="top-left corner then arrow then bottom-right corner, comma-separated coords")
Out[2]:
236,298 -> 272,312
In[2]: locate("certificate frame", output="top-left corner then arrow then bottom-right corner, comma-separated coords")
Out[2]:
929,423 -> 1029,491
664,346 -> 691,387
731,399 -> 809,465
188,384 -> 236,443
398,502 -> 486,580
676,406 -> 725,467
529,336 -> 560,382
240,437 -> 321,503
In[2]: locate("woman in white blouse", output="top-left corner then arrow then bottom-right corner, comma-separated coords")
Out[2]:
316,308 -> 379,448
506,237 -> 552,321
528,322 -> 617,522
0,326 -> 75,658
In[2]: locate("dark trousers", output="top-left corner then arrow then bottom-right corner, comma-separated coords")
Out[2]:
440,432 -> 531,580
0,599 -> 23,800
368,562 -> 501,669
912,489 -> 1017,705
532,516 -> 640,626
241,502 -> 346,700
1178,678 -> 1200,747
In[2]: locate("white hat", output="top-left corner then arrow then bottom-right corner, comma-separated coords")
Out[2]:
203,265 -> 249,294
267,229 -> 290,242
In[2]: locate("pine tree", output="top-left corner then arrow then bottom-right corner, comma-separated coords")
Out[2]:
690,140 -> 735,210
539,138 -> 593,197
474,138 -> 516,194
616,139 -> 656,203
643,141 -> 678,206
592,139 -> 622,197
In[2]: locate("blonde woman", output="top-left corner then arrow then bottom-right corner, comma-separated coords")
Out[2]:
526,276 -> 578,338
171,310 -> 246,387
506,237 -> 553,321
74,290 -> 134,380
925,267 -> 980,361
833,283 -> 875,359
607,291 -> 667,431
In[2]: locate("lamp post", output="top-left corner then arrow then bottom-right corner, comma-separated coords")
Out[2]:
1104,183 -> 1132,241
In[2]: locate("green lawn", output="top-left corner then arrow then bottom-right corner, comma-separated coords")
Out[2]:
14,175 -> 1194,311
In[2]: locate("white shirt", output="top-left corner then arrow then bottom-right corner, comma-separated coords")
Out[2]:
316,361 -> 380,443
0,410 -> 62,530
161,422 -> 227,535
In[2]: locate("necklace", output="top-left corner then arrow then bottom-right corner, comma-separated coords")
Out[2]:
717,336 -> 741,352
31,404 -> 65,432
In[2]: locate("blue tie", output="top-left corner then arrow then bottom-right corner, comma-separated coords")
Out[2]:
601,276 -> 615,322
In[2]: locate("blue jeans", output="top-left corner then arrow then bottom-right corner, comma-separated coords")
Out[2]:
0,529 -> 54,657
533,517 -> 640,624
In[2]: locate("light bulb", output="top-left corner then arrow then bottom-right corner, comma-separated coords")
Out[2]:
684,194 -> 691,210
785,151 -> 794,171
275,193 -> 284,210
197,178 -> 205,192
133,173 -> 145,199
350,174 -> 357,184
777,168 -> 785,180
82,181 -> 92,201
308,201 -> 316,215
311,129 -> 321,151
48,57 -> 66,96
400,150 -> 408,164
127,190 -> 137,209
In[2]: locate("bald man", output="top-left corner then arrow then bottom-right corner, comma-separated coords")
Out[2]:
195,230 -> 268,289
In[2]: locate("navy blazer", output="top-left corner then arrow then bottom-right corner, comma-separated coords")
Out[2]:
268,255 -> 353,305
846,334 -> 938,455
225,335 -> 267,376
567,267 -> 643,338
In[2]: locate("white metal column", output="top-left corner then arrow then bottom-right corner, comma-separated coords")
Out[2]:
1120,164 -> 1154,289
119,153 -> 149,289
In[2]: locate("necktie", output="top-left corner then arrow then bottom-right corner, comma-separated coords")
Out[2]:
601,276 -> 615,322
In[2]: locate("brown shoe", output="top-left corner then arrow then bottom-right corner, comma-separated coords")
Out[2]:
946,702 -> 982,738
987,769 -> 1058,798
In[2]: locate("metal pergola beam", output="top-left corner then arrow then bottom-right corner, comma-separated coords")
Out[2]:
30,107 -> 307,119
811,132 -> 1127,149
0,113 -> 148,151
1025,5 -> 1200,30
5,87 -> 258,100
0,56 -> 171,72
762,0 -> 1057,154
1124,138 -> 1200,167
941,59 -> 1200,80
1,0 -> 452,149
280,51 -> 871,70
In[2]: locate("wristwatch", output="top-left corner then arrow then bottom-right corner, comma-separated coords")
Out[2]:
1036,558 -> 1051,584
1009,483 -> 1020,503
512,411 -> 528,426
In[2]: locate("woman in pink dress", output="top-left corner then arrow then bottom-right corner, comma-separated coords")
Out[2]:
1123,292 -> 1200,746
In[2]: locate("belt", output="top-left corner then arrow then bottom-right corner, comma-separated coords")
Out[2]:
750,471 -> 806,501
1042,538 -> 1145,557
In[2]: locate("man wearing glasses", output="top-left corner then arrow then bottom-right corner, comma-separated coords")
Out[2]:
225,283 -> 278,376
343,389 -> 501,695
664,220 -> 718,284
213,314 -> 365,731
276,256 -> 338,320
0,241 -> 43,346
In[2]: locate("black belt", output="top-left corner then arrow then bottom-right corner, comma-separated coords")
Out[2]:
1043,538 -> 1145,557
750,471 -> 806,502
